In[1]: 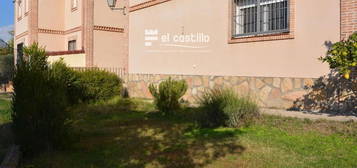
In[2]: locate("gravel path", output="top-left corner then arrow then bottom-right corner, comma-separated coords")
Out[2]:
262,108 -> 357,122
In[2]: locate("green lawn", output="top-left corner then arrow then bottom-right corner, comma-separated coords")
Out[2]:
22,98 -> 357,168
0,93 -> 12,162
0,93 -> 11,124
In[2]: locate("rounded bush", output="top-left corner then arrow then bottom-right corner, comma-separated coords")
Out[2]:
77,69 -> 123,102
51,60 -> 84,105
149,77 -> 188,115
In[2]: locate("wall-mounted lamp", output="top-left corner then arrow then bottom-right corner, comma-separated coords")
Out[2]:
13,0 -> 22,4
107,0 -> 126,15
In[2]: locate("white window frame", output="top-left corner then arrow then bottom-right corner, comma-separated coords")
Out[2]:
72,0 -> 78,10
25,0 -> 29,13
17,0 -> 23,19
233,0 -> 290,37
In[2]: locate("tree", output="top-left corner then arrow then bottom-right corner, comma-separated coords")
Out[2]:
0,55 -> 13,82
320,32 -> 357,79
0,31 -> 14,91
0,31 -> 14,55
12,43 -> 71,155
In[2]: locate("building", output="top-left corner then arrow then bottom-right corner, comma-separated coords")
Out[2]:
14,0 -> 128,68
14,0 -> 357,108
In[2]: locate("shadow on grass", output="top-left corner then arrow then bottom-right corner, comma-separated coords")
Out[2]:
0,123 -> 13,162
109,120 -> 244,168
28,99 -> 245,168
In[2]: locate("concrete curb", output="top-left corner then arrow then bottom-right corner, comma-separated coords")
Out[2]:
262,108 -> 357,122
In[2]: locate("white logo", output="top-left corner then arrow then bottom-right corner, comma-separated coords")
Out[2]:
144,29 -> 211,52
144,29 -> 159,47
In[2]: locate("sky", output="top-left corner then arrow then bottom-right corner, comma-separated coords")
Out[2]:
0,0 -> 14,41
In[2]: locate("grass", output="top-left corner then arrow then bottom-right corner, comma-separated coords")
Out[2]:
0,93 -> 12,162
20,97 -> 357,168
0,93 -> 11,124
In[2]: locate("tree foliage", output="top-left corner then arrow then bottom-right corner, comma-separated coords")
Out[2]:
0,55 -> 14,84
0,31 -> 14,55
320,32 -> 357,79
12,43 -> 71,155
0,31 -> 14,84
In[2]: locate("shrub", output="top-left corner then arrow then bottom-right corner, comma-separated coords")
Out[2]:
149,77 -> 188,115
11,43 -> 71,155
51,60 -> 84,105
76,69 -> 123,102
51,61 -> 124,103
197,88 -> 259,128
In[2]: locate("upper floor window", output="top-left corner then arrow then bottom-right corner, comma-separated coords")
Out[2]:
25,0 -> 29,13
17,0 -> 23,19
68,40 -> 77,51
17,43 -> 24,63
72,0 -> 78,10
233,0 -> 289,37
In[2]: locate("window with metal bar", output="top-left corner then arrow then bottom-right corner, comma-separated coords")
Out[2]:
68,40 -> 77,51
233,0 -> 289,37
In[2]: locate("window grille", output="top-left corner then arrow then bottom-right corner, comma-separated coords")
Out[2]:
233,0 -> 289,37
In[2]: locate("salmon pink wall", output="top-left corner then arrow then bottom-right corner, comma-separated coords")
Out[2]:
92,0 -> 129,68
15,17 -> 28,39
14,0 -> 29,44
38,34 -> 65,51
130,0 -> 151,6
129,0 -> 340,78
64,0 -> 82,30
14,0 -> 28,37
35,0 -> 83,52
93,31 -> 128,68
38,0 -> 64,30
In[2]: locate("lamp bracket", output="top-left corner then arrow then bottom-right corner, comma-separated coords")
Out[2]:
110,6 -> 126,15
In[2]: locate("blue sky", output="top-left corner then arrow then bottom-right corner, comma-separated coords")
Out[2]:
0,0 -> 14,41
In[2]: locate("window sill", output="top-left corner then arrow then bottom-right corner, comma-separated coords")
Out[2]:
228,32 -> 294,44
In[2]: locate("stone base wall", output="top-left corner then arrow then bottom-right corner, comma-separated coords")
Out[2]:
124,74 -> 315,109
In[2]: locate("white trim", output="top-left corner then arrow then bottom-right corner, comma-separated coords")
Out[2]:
236,0 -> 286,9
